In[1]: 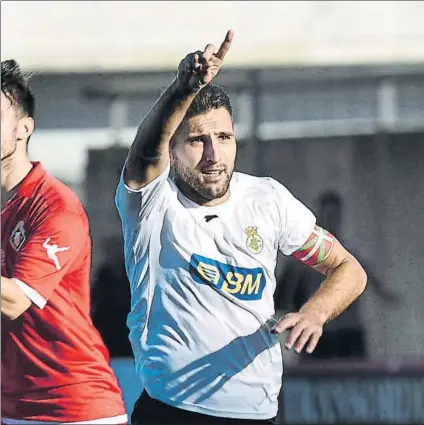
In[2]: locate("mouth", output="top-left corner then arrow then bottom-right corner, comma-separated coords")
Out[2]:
200,169 -> 225,183
201,169 -> 225,176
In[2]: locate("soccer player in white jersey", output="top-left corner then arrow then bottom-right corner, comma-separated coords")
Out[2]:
115,30 -> 367,424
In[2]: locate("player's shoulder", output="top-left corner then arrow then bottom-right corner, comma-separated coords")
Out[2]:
233,171 -> 290,197
37,174 -> 87,218
233,172 -> 304,215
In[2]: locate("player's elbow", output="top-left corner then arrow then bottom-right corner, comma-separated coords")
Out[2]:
346,255 -> 368,297
358,265 -> 368,295
2,298 -> 32,320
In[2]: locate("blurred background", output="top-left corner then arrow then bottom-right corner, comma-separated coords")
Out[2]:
2,1 -> 424,423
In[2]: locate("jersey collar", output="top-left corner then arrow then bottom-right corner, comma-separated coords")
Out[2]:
17,162 -> 46,197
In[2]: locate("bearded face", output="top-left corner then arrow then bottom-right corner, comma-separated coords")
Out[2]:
170,108 -> 236,205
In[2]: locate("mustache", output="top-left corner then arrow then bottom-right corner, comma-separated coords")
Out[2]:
199,165 -> 227,173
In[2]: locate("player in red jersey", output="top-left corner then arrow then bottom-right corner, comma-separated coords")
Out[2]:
1,60 -> 128,424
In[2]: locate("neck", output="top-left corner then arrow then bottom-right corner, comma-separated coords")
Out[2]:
1,154 -> 33,192
198,191 -> 230,207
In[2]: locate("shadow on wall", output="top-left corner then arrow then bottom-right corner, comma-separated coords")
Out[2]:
91,235 -> 133,358
275,190 -> 402,361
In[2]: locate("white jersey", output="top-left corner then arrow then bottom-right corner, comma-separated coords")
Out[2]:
115,165 -> 315,420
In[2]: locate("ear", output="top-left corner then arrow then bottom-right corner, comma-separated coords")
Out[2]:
16,116 -> 35,142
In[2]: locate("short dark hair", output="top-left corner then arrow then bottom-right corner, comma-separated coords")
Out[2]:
186,84 -> 233,119
1,59 -> 35,118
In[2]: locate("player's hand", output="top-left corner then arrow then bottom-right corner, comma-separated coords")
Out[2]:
177,30 -> 234,92
271,311 -> 324,354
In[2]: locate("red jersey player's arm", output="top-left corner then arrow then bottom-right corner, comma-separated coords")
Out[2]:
292,225 -> 367,324
11,211 -> 87,312
1,276 -> 32,320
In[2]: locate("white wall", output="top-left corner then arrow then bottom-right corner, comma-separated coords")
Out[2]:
2,1 -> 424,71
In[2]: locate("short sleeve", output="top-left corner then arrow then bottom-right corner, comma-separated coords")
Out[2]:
115,162 -> 171,226
12,212 -> 87,308
267,178 -> 316,256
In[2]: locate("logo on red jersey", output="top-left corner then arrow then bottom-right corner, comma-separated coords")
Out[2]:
9,221 -> 27,252
42,238 -> 70,271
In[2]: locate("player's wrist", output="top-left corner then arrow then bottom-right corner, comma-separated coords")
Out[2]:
299,303 -> 328,326
172,76 -> 201,98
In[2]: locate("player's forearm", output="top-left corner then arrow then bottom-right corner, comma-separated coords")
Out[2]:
299,256 -> 367,325
1,276 -> 32,320
125,77 -> 200,188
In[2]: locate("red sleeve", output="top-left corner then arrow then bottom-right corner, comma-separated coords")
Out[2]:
13,212 -> 87,306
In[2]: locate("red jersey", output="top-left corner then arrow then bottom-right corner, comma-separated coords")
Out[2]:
1,163 -> 127,423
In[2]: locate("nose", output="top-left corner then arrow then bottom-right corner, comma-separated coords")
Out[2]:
203,139 -> 220,163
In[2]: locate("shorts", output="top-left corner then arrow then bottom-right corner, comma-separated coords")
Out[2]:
131,390 -> 276,424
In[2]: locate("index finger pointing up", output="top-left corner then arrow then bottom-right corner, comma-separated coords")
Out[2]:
215,30 -> 234,60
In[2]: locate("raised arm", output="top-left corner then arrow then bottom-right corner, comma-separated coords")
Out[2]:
125,30 -> 234,190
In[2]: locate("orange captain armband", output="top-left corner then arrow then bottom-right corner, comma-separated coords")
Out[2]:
292,225 -> 335,266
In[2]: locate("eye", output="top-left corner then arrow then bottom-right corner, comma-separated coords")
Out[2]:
188,138 -> 203,145
218,134 -> 231,141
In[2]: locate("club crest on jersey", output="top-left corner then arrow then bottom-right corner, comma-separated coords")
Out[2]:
189,253 -> 266,301
244,226 -> 263,254
9,221 -> 26,252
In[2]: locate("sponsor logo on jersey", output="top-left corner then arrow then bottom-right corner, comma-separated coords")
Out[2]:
244,226 -> 263,254
189,253 -> 266,301
42,238 -> 70,271
9,221 -> 26,252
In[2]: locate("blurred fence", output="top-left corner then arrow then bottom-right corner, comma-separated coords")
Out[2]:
87,130 -> 424,361
111,358 -> 424,424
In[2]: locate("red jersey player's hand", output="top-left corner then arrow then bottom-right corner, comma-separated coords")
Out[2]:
271,311 -> 324,354
177,30 -> 234,92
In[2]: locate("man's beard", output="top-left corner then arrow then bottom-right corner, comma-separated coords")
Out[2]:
1,143 -> 17,162
170,156 -> 234,204
1,133 -> 18,162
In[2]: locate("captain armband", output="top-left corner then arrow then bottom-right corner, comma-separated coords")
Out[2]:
292,225 -> 335,267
